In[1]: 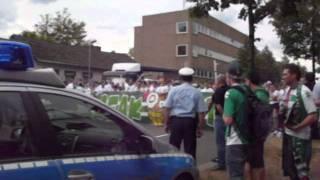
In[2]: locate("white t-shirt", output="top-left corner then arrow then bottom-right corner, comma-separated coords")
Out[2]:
66,83 -> 75,89
156,85 -> 169,94
284,85 -> 317,139
125,84 -> 138,92
94,84 -> 113,95
312,83 -> 320,100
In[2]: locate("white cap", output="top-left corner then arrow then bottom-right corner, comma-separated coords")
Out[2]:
178,67 -> 194,76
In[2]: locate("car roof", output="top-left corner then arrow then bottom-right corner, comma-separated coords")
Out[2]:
0,68 -> 65,88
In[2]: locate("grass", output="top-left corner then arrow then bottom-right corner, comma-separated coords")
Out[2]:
200,136 -> 320,180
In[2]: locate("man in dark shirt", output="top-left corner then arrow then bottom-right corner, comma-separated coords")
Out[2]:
208,74 -> 229,170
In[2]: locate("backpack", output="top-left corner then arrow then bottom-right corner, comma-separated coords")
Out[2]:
232,86 -> 273,142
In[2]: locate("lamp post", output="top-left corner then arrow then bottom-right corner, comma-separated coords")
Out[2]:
88,40 -> 97,83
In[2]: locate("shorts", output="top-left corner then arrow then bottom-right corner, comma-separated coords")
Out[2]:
226,144 -> 248,179
247,140 -> 265,168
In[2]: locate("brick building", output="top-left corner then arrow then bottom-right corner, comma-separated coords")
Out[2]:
134,10 -> 248,82
7,37 -> 134,83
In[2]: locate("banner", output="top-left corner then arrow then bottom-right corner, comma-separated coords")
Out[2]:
98,92 -> 215,128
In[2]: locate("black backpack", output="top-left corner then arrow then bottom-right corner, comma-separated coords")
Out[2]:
232,86 -> 273,142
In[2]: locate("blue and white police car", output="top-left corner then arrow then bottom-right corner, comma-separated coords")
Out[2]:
0,41 -> 198,180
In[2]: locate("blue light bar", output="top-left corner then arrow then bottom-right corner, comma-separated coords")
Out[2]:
0,41 -> 35,70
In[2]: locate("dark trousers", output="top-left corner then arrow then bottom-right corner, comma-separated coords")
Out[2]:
169,117 -> 197,159
215,115 -> 226,167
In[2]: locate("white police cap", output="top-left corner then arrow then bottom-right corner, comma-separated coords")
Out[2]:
178,67 -> 194,76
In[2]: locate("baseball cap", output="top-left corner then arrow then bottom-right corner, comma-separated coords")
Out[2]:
228,61 -> 242,78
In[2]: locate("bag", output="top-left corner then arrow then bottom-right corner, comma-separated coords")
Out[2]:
232,86 -> 273,141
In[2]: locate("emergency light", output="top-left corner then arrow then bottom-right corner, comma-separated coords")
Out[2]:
0,41 -> 35,70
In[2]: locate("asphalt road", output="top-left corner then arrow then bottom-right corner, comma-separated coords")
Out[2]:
140,123 -> 216,166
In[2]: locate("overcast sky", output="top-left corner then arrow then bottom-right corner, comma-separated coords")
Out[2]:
0,0 -> 312,70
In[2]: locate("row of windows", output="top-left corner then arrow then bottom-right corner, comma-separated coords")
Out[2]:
57,70 -> 93,80
192,22 -> 244,49
194,68 -> 214,79
192,45 -> 235,63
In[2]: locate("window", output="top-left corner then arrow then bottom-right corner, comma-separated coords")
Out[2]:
176,21 -> 188,34
0,92 -> 31,160
82,72 -> 92,79
176,44 -> 188,57
39,93 -> 125,155
64,70 -> 76,79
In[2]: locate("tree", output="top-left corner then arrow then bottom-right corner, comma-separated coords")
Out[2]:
187,0 -> 277,71
12,8 -> 87,46
128,48 -> 134,58
272,0 -> 320,73
238,44 -> 281,83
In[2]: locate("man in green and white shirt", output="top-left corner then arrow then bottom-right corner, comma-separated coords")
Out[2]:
223,62 -> 249,180
245,71 -> 269,180
282,64 -> 317,180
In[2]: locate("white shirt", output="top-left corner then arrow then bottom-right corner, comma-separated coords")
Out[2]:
313,83 -> 320,101
284,85 -> 317,139
156,85 -> 169,94
66,83 -> 75,89
125,84 -> 138,92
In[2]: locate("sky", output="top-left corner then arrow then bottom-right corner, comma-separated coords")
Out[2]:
0,0 -> 313,70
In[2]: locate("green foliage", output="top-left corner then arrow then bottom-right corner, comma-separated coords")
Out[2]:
12,8 -> 87,46
128,48 -> 134,58
238,44 -> 282,83
272,0 -> 320,72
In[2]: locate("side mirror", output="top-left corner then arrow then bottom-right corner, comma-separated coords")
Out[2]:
138,135 -> 155,154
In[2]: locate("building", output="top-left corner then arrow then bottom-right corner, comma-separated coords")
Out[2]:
134,10 -> 248,82
6,37 -> 134,83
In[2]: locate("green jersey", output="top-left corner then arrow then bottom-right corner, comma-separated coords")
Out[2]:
223,85 -> 249,145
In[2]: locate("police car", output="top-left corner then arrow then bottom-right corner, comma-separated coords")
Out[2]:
0,41 -> 198,180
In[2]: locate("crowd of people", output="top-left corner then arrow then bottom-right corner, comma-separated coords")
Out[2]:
64,76 -> 214,96
163,63 -> 319,180
64,63 -> 319,180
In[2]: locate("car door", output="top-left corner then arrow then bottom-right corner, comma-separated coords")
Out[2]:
33,91 -> 162,180
0,90 -> 63,180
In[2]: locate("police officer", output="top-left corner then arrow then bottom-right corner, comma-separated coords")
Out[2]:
164,67 -> 207,159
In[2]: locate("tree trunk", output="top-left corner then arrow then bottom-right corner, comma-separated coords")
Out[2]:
248,2 -> 255,72
311,0 -> 317,73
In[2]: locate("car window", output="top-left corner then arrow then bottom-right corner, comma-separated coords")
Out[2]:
0,92 -> 32,160
38,93 -> 126,155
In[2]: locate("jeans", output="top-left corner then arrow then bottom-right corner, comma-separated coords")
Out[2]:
214,115 -> 226,167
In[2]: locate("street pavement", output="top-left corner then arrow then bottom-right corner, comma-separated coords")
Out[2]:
140,123 -> 216,167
